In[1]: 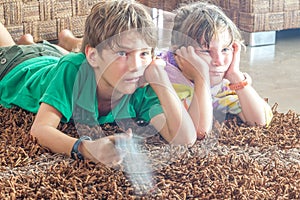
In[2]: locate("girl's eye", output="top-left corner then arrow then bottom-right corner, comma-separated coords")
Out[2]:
117,51 -> 127,57
222,47 -> 233,54
195,49 -> 210,55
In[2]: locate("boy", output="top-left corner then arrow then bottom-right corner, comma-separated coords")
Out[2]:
0,0 -> 196,166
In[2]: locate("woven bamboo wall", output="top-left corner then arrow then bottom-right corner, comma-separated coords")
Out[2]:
139,0 -> 300,32
1,0 -> 300,42
0,0 -> 99,42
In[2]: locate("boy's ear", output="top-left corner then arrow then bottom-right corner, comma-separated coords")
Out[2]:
85,45 -> 99,67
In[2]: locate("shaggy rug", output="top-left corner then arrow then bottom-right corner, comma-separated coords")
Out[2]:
0,104 -> 299,199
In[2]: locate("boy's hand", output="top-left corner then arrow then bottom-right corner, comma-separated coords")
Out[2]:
81,129 -> 133,166
174,46 -> 209,82
143,57 -> 167,84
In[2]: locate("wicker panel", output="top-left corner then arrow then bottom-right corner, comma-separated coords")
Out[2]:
73,0 -> 89,16
54,0 -> 72,19
0,0 -> 99,42
5,24 -> 24,41
239,0 -> 270,13
22,1 -> 40,22
284,0 -> 300,11
238,12 -> 265,32
1,0 -> 300,42
3,2 -> 22,25
39,0 -> 54,21
270,0 -> 285,12
223,9 -> 239,25
137,0 -> 166,10
218,0 -> 230,9
58,16 -> 86,38
35,19 -> 58,41
267,12 -> 285,31
284,10 -> 300,29
0,4 -> 4,24
229,0 -> 240,9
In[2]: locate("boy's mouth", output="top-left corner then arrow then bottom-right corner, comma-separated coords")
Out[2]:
124,76 -> 141,83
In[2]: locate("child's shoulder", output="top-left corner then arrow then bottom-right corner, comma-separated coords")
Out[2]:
59,52 -> 86,66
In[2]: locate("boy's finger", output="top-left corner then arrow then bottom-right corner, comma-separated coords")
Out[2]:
107,129 -> 133,145
152,57 -> 166,68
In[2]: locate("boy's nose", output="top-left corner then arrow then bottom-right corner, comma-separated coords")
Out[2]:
127,54 -> 143,71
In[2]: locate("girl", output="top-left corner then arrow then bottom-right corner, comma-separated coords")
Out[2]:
164,1 -> 273,139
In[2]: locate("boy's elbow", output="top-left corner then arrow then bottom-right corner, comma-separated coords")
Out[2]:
30,124 -> 40,140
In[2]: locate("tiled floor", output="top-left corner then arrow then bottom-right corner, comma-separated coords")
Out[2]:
240,28 -> 300,114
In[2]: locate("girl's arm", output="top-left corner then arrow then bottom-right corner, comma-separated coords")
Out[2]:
175,46 -> 213,139
145,58 -> 197,145
30,103 -> 131,165
225,43 -> 272,125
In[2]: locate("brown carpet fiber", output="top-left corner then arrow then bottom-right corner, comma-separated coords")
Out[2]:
0,104 -> 299,199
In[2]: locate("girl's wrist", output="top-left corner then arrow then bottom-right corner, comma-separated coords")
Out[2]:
227,71 -> 244,84
228,73 -> 252,91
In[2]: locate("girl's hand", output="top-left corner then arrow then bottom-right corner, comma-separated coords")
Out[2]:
81,129 -> 133,166
174,46 -> 209,82
224,42 -> 243,81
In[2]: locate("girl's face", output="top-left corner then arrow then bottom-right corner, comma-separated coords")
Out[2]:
94,32 -> 153,96
195,30 -> 234,86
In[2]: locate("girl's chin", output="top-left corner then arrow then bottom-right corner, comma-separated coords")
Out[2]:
210,77 -> 223,86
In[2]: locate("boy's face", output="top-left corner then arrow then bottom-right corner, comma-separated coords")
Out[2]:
195,30 -> 234,86
95,32 -> 153,95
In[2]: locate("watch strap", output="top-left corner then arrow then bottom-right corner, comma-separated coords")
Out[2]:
71,135 -> 92,160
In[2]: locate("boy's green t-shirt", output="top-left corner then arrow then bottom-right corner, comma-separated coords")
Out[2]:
0,53 -> 163,125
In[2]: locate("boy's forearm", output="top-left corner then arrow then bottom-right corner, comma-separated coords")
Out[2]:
31,125 -> 76,156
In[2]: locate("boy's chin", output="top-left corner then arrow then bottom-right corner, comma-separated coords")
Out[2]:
119,86 -> 138,95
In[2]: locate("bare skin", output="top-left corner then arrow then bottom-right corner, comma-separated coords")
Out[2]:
57,29 -> 82,52
17,29 -> 82,55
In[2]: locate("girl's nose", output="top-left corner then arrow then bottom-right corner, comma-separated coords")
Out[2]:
211,53 -> 224,66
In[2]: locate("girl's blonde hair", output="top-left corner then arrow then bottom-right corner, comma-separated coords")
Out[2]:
172,1 -> 244,48
81,0 -> 157,53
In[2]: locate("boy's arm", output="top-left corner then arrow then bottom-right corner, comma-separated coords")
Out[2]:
30,103 -> 131,165
145,58 -> 197,145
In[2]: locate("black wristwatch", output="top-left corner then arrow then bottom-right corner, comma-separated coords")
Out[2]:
71,136 -> 92,160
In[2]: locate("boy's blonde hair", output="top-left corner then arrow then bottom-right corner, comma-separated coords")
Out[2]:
172,1 -> 244,48
81,0 -> 157,53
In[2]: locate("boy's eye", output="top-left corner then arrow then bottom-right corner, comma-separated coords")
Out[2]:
117,51 -> 127,57
140,51 -> 151,57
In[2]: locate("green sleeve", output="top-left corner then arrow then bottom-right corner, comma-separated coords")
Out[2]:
133,85 -> 163,122
40,53 -> 86,123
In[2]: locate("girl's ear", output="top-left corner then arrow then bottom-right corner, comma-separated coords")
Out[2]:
85,45 -> 99,68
